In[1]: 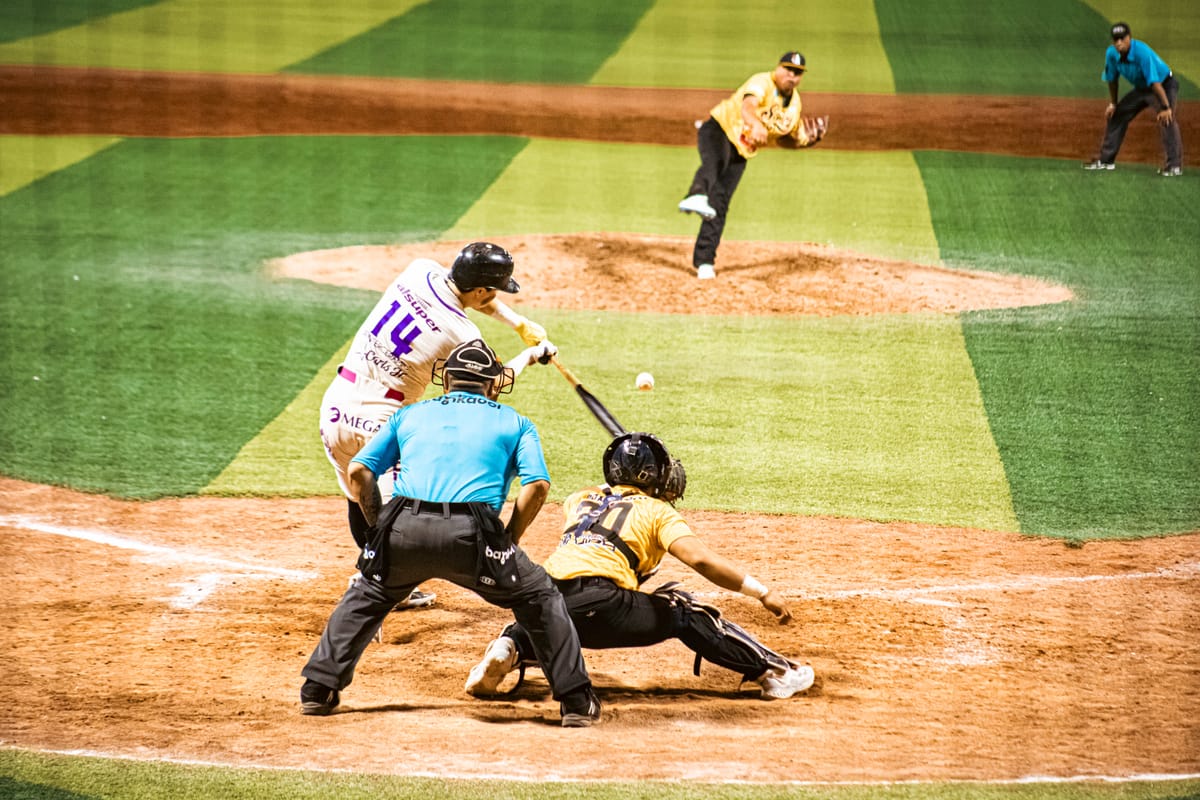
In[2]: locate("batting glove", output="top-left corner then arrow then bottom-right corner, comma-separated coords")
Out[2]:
515,317 -> 548,347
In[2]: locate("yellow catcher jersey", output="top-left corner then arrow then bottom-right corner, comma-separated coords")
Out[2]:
543,484 -> 695,591
710,71 -> 805,159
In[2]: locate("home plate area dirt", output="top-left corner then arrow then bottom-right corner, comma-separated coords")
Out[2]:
1,478 -> 1197,783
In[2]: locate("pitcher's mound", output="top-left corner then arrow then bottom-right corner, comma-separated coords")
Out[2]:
272,233 -> 1073,316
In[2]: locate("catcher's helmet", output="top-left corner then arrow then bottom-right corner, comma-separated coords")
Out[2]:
603,432 -> 680,500
449,242 -> 519,293
433,338 -> 514,394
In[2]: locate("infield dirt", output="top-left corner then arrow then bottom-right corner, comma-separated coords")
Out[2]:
1,478 -> 1198,782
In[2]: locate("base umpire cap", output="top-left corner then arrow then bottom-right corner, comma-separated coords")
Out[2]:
450,242 -> 520,293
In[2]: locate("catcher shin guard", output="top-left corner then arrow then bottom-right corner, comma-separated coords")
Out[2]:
653,582 -> 796,680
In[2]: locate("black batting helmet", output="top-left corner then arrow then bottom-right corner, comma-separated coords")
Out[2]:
449,242 -> 519,293
603,432 -> 679,500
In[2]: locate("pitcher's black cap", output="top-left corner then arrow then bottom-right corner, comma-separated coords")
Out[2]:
779,51 -> 807,72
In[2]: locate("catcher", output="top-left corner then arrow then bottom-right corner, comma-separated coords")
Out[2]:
464,432 -> 814,701
678,51 -> 828,280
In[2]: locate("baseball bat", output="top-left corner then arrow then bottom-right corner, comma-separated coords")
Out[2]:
549,356 -> 627,437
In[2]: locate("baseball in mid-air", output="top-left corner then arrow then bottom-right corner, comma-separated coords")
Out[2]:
635,372 -> 655,391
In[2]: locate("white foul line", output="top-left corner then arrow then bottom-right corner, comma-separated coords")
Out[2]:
20,747 -> 1200,787
0,514 -> 317,608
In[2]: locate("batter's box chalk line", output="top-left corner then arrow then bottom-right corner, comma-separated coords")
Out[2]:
0,514 -> 317,609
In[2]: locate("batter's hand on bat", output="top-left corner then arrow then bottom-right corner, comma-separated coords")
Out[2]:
761,590 -> 793,624
506,341 -> 557,378
535,340 -> 557,364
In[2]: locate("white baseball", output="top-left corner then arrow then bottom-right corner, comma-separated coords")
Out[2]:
635,372 -> 655,391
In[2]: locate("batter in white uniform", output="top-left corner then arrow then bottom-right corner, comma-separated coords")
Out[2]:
319,241 -> 554,610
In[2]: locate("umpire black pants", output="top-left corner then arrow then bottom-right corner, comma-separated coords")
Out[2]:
508,576 -> 771,681
1099,73 -> 1182,168
685,117 -> 748,268
302,505 -> 591,701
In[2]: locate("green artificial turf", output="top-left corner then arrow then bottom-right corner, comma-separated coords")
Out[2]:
4,749 -> 1200,800
214,309 -> 1019,532
874,0 -> 1199,97
0,136 -> 122,196
918,151 -> 1200,537
445,140 -> 941,265
0,0 -> 418,72
0,135 -> 527,497
0,0 -> 160,45
588,0 -> 896,94
286,0 -> 655,83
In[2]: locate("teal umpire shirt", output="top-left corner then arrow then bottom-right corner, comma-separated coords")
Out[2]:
352,390 -> 550,512
1103,39 -> 1171,87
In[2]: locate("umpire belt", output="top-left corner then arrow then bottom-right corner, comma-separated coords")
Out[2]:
553,575 -> 618,593
395,497 -> 478,518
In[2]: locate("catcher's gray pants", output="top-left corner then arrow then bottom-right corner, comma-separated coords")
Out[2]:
302,507 -> 591,701
507,576 -> 773,681
686,116 -> 747,268
1099,74 -> 1182,168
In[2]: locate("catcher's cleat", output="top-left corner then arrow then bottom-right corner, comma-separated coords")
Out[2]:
678,194 -> 717,220
696,264 -> 716,280
395,589 -> 437,610
464,636 -> 519,696
1082,160 -> 1115,170
1158,166 -> 1183,177
757,665 -> 815,699
299,680 -> 340,716
560,687 -> 602,728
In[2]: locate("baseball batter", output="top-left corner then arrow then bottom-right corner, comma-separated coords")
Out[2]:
464,432 -> 815,702
319,241 -> 554,609
678,51 -> 828,280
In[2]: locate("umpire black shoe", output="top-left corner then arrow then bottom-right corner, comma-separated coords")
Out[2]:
559,687 -> 602,728
300,680 -> 340,716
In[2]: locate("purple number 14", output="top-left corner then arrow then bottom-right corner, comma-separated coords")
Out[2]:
370,301 -> 423,357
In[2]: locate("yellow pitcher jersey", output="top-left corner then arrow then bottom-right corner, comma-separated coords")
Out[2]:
543,484 -> 696,591
710,71 -> 805,159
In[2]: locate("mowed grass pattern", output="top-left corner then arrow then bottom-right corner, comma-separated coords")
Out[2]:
588,0 -> 895,93
0,0 -> 420,72
0,135 -> 528,496
0,135 -> 122,196
921,151 -> 1200,537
